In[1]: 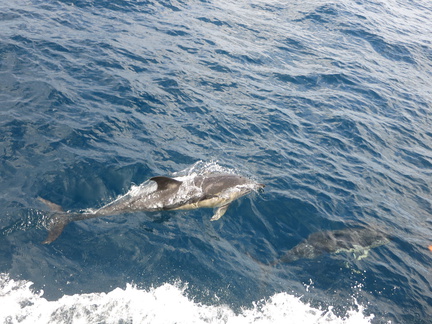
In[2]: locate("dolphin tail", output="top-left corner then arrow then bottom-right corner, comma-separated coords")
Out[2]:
42,213 -> 72,244
38,197 -> 72,244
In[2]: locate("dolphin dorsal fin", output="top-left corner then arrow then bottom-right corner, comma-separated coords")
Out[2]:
150,176 -> 183,191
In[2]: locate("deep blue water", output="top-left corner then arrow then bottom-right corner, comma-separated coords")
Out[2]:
1,0 -> 432,322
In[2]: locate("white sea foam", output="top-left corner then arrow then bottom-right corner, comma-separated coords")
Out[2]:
174,160 -> 237,179
0,273 -> 373,324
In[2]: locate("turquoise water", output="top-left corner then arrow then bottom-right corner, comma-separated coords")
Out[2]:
1,0 -> 431,322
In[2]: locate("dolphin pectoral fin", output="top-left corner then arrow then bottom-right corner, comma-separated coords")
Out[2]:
42,213 -> 71,244
210,204 -> 230,221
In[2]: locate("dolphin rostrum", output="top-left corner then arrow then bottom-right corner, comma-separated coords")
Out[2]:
271,227 -> 389,265
40,173 -> 264,244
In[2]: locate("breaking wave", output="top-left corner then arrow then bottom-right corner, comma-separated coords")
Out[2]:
0,274 -> 373,324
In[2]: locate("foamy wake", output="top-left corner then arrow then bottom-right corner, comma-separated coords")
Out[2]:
0,273 -> 373,324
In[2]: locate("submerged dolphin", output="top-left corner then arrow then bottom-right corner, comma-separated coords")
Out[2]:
40,173 -> 264,244
271,227 -> 389,265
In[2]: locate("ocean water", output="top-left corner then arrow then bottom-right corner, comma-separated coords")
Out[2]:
1,0 -> 431,323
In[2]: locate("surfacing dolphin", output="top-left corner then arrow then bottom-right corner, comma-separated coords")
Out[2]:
271,227 -> 389,265
40,173 -> 264,244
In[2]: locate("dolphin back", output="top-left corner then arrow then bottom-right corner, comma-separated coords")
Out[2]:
39,197 -> 76,244
278,242 -> 321,264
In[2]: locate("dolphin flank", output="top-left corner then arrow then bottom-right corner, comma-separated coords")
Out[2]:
40,173 -> 264,244
272,227 -> 389,265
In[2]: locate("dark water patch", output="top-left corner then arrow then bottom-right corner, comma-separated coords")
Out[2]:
342,29 -> 416,65
398,148 -> 432,170
163,28 -> 190,37
298,3 -> 342,25
200,60 -> 232,73
273,72 -> 357,93
0,10 -> 21,21
57,0 -> 159,14
197,16 -> 230,27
